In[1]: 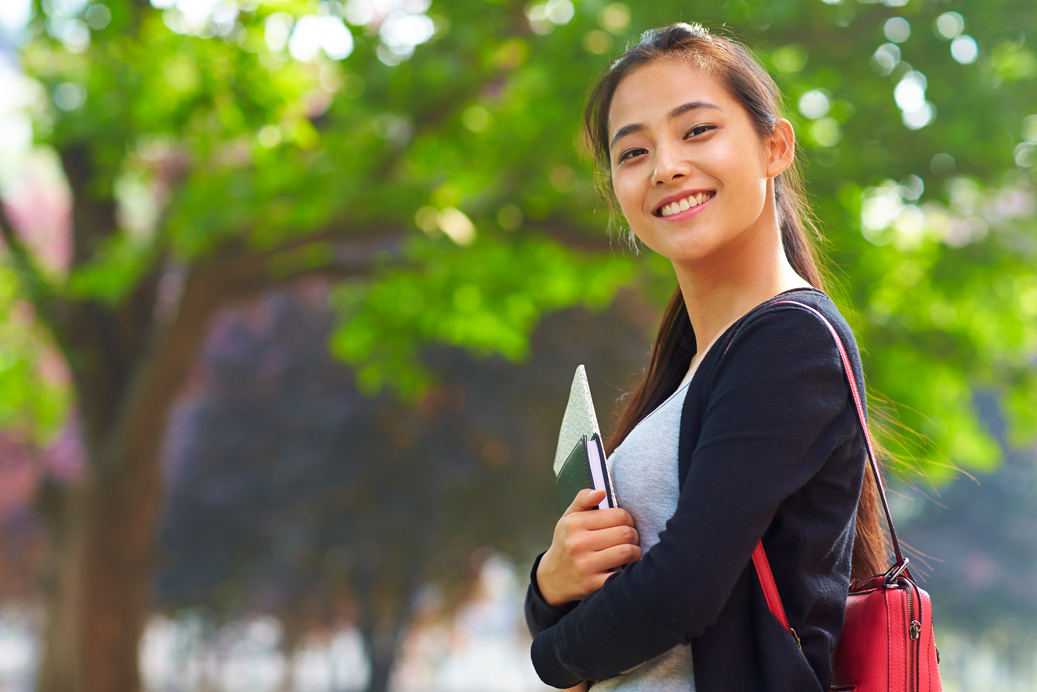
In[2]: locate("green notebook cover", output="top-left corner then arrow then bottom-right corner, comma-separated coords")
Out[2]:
556,436 -> 592,510
555,433 -> 615,511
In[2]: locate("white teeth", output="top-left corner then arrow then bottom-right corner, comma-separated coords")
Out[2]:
660,192 -> 713,217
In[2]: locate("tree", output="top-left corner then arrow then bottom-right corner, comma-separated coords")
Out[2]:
154,284 -> 649,691
899,393 -> 1037,633
0,0 -> 1034,690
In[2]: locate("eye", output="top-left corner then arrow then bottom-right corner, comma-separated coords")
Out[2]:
685,124 -> 715,139
618,147 -> 647,163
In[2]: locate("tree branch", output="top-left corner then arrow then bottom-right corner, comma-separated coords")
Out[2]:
96,229 -> 406,477
528,216 -> 621,254
60,143 -> 119,270
0,197 -> 58,319
222,228 -> 405,296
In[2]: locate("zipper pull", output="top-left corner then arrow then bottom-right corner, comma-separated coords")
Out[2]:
910,620 -> 922,640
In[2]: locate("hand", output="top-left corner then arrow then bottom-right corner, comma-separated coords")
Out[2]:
536,489 -> 641,607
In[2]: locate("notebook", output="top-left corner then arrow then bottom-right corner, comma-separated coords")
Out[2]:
553,365 -> 617,510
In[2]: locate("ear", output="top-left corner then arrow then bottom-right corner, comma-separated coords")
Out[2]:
765,118 -> 795,178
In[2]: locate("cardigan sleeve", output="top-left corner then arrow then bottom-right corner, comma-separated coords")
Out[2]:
530,306 -> 853,688
525,551 -> 578,636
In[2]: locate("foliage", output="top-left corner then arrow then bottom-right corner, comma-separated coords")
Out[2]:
899,393 -> 1037,646
2,0 -> 1034,480
0,0 -> 1034,687
330,237 -> 633,396
0,273 -> 67,440
155,286 -> 651,680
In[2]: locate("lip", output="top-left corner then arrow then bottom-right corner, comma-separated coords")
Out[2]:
653,189 -> 716,220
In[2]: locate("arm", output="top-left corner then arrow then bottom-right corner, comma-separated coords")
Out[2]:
530,309 -> 852,687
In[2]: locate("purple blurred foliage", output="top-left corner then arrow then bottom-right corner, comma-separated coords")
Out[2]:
154,280 -> 651,642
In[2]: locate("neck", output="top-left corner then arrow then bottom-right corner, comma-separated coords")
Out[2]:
673,218 -> 811,356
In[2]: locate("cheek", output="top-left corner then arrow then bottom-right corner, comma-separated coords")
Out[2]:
611,175 -> 642,217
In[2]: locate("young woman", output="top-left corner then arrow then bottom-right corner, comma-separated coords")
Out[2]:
525,23 -> 887,691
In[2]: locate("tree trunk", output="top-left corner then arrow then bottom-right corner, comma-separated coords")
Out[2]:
35,482 -> 85,692
276,622 -> 301,692
36,448 -> 164,692
28,255 -> 349,690
31,254 -> 227,691
362,618 -> 404,692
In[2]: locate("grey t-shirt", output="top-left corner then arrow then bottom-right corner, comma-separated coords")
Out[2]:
592,381 -> 695,692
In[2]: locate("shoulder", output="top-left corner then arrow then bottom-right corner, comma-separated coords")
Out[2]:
675,288 -> 866,476
685,289 -> 867,450
688,289 -> 866,435
714,290 -> 857,372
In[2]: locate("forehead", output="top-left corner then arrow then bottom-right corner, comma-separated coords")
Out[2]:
608,59 -> 731,134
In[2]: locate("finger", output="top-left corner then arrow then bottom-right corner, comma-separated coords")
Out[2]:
592,542 -> 642,572
565,507 -> 636,531
581,555 -> 633,593
558,524 -> 637,562
597,507 -> 637,527
563,488 -> 607,516
571,541 -> 641,579
568,523 -> 639,554
595,524 -> 640,549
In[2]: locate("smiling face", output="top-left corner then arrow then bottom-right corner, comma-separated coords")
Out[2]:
607,58 -> 793,271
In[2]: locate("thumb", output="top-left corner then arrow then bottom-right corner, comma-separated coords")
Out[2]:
565,488 -> 605,515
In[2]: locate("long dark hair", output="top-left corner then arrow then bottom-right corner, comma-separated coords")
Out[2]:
586,23 -> 887,580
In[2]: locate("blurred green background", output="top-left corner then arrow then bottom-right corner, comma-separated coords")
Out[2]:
0,0 -> 1035,690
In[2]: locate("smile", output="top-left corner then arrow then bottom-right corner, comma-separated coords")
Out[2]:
657,192 -> 715,218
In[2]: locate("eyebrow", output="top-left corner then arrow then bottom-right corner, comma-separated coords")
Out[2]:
609,101 -> 722,151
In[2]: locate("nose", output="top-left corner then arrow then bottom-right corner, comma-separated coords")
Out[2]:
651,144 -> 691,186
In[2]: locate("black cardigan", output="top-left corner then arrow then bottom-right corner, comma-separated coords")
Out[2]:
526,289 -> 868,691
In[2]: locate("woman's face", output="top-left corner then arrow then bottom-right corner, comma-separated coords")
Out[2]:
607,58 -> 792,269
